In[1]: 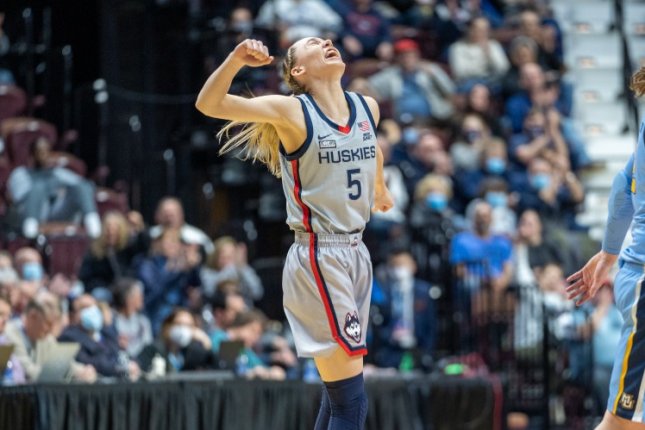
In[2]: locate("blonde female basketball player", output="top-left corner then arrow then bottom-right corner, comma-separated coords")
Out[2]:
196,38 -> 393,430
567,68 -> 645,430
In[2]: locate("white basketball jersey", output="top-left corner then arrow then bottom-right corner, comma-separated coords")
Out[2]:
279,91 -> 377,234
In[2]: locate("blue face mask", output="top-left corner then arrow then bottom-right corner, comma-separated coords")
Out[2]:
486,191 -> 508,208
80,305 -> 103,332
426,192 -> 448,212
402,127 -> 419,146
22,262 -> 44,282
531,173 -> 551,190
485,157 -> 506,175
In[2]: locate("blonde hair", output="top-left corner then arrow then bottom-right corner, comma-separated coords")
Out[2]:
631,67 -> 645,97
414,174 -> 453,202
217,45 -> 307,178
91,211 -> 131,258
207,235 -> 237,270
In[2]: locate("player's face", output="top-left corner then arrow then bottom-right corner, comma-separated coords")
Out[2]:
291,37 -> 345,80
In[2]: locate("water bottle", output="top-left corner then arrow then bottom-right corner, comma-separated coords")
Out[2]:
235,354 -> 249,377
302,359 -> 320,383
151,353 -> 166,379
3,360 -> 14,385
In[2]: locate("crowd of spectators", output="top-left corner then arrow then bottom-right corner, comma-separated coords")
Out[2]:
0,0 -> 626,425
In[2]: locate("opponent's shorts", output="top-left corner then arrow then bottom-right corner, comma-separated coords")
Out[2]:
608,260 -> 645,420
282,231 -> 372,358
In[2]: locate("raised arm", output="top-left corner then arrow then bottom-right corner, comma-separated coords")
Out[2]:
195,39 -> 297,127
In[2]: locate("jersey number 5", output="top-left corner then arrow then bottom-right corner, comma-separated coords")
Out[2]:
347,168 -> 362,200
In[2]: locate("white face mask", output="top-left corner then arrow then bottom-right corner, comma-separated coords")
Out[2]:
390,266 -> 413,281
168,325 -> 193,348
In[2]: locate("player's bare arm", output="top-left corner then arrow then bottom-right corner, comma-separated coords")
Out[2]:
195,39 -> 305,152
362,95 -> 393,213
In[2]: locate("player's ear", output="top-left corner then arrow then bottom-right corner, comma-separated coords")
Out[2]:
291,65 -> 305,77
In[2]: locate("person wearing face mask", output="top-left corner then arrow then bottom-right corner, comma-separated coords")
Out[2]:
409,174 -> 461,286
13,247 -> 46,286
371,249 -> 436,369
509,107 -> 569,169
112,278 -> 152,358
478,178 -> 516,238
58,294 -> 139,379
450,113 -> 491,171
137,308 -> 214,374
515,157 -> 584,229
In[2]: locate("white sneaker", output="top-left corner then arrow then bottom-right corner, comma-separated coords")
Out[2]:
22,218 -> 39,239
84,212 -> 102,238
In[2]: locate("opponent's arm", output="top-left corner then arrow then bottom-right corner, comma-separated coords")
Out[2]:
363,96 -> 393,212
602,153 -> 635,255
195,39 -> 294,125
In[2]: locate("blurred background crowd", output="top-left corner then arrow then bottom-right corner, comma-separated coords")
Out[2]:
0,0 -> 643,428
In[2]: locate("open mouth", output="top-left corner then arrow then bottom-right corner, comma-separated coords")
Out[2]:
324,49 -> 340,60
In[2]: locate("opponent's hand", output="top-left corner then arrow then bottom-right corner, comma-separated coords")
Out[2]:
372,188 -> 394,213
566,251 -> 617,306
230,39 -> 274,68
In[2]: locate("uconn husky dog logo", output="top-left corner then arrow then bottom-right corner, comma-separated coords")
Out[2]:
344,311 -> 361,343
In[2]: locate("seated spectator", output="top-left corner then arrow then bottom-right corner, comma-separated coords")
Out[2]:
514,157 -> 584,230
59,294 -> 139,379
341,0 -> 393,62
138,308 -> 214,373
450,113 -> 493,171
508,107 -> 569,169
502,35 -> 539,98
200,236 -> 263,302
0,293 -> 25,383
395,129 -> 447,197
367,38 -> 455,123
136,229 -> 202,334
78,211 -> 148,299
372,249 -> 437,369
450,200 -> 513,308
206,288 -> 248,333
513,209 -> 564,288
463,83 -> 506,137
6,137 -> 101,239
5,292 -> 95,382
477,177 -> 516,238
255,0 -> 342,47
408,174 -> 461,285
448,16 -> 509,92
0,251 -> 18,297
13,247 -> 46,286
149,196 -> 213,254
112,278 -> 152,358
517,9 -> 563,73
454,137 -> 511,204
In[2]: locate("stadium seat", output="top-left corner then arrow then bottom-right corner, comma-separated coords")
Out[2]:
572,68 -> 623,104
561,0 -> 615,34
0,85 -> 27,122
564,32 -> 621,69
573,101 -> 628,136
624,2 -> 645,36
4,119 -> 58,166
95,187 -> 129,216
627,35 -> 645,68
43,231 -> 91,278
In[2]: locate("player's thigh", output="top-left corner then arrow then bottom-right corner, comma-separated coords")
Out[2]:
314,346 -> 363,382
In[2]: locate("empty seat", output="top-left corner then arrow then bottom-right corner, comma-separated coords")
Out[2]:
4,119 -> 58,167
573,101 -> 628,136
95,188 -> 129,216
0,85 -> 27,122
624,2 -> 645,35
43,232 -> 91,278
572,68 -> 624,103
564,32 -> 621,69
627,35 -> 645,68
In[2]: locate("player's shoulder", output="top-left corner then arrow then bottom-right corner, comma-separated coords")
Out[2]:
350,92 -> 380,123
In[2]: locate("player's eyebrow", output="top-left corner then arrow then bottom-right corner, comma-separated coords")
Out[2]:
306,38 -> 322,45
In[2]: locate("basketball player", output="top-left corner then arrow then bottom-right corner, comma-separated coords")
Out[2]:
566,68 -> 645,430
196,38 -> 393,430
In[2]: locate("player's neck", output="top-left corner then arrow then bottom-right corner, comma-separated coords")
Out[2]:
308,82 -> 348,122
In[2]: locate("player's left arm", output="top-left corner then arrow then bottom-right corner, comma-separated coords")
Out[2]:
364,95 -> 394,212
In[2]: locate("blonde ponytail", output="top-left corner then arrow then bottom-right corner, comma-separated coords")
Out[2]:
217,45 -> 307,178
631,67 -> 645,97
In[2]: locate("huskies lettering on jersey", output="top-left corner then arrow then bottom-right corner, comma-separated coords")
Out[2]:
318,145 -> 376,164
344,311 -> 362,343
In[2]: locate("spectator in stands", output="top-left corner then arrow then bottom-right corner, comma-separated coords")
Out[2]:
517,9 -> 563,73
508,107 -> 569,169
340,0 -> 393,62
454,137 -> 511,204
112,278 -> 152,358
372,249 -> 437,369
200,236 -> 263,302
450,113 -> 492,171
149,196 -> 213,255
448,16 -> 510,92
13,247 -> 45,285
450,200 -> 514,298
409,174 -> 460,285
6,137 -> 101,239
367,38 -> 455,123
513,209 -> 565,288
0,251 -> 18,297
136,229 -> 202,334
502,35 -> 539,98
138,307 -> 214,373
207,288 -> 248,333
59,294 -> 139,379
78,211 -> 148,299
514,157 -> 584,229
5,292 -> 96,382
255,0 -> 342,47
0,293 -> 25,383
463,83 -> 505,137
396,129 -> 447,196
478,177 -> 516,238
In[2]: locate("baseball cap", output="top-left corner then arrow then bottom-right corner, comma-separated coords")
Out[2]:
394,39 -> 420,54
